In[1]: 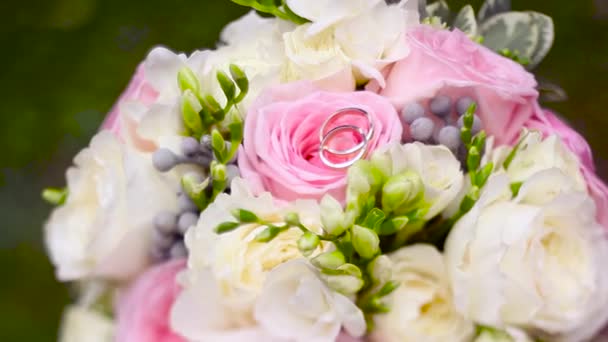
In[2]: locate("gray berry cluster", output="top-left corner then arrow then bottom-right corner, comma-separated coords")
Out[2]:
401,95 -> 482,165
149,135 -> 240,262
153,135 -> 236,173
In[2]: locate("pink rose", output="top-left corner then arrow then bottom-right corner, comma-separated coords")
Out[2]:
115,259 -> 186,342
371,25 -> 540,145
238,81 -> 402,202
101,63 -> 159,142
523,110 -> 608,230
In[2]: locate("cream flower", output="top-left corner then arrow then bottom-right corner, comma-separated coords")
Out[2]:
370,244 -> 474,342
376,142 -> 464,219
59,306 -> 114,342
44,131 -> 177,281
490,131 -> 586,191
171,179 -> 328,340
282,0 -> 419,88
445,173 -> 608,341
254,259 -> 365,342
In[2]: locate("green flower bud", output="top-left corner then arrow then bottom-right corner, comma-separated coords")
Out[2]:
211,129 -> 226,162
216,70 -> 236,103
211,162 -> 227,182
347,161 -> 372,195
381,170 -> 424,213
231,208 -> 259,223
284,212 -> 301,227
181,90 -> 203,135
367,255 -> 392,284
297,232 -> 320,256
370,151 -> 392,178
181,173 -> 208,199
229,64 -> 249,102
352,225 -> 380,260
321,273 -> 365,295
177,67 -> 200,93
42,187 -> 68,206
311,250 -> 346,270
467,146 -> 481,172
336,263 -> 363,278
320,195 -> 346,236
215,221 -> 240,234
255,226 -> 282,242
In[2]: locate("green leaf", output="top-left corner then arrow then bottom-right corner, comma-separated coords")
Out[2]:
453,5 -> 478,36
478,0 -> 511,22
528,12 -> 554,68
215,221 -> 241,234
42,187 -> 68,205
426,1 -> 450,23
216,70 -> 236,103
231,208 -> 259,223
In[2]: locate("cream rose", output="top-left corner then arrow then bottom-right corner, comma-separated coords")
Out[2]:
171,179 -> 328,340
282,0 -> 418,88
490,132 -> 586,191
44,131 -> 178,281
59,306 -> 114,342
445,174 -> 608,341
254,259 -> 365,342
370,244 -> 474,342
375,142 -> 464,219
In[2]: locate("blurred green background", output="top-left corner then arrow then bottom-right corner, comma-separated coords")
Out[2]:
0,0 -> 606,340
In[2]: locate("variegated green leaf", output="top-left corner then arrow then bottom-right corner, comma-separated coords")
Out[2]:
528,12 -> 554,68
480,12 -> 539,60
478,0 -> 511,22
426,0 -> 450,22
453,5 -> 478,36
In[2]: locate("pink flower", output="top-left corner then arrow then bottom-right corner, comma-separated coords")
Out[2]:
371,26 -> 540,145
523,110 -> 608,230
238,81 -> 402,202
101,63 -> 159,137
115,259 -> 187,342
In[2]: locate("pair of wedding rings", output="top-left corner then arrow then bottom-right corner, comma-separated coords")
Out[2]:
319,108 -> 374,169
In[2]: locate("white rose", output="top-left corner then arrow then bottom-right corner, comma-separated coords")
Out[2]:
44,132 -> 177,281
371,244 -> 474,342
282,0 -> 419,88
378,142 -> 464,219
445,173 -> 608,341
490,132 -> 586,191
171,179 -> 327,340
59,306 -> 114,342
254,259 -> 366,342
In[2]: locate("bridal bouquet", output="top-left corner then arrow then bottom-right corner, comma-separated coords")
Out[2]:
43,0 -> 608,341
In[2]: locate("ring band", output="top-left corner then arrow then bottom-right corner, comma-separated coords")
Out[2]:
319,125 -> 369,169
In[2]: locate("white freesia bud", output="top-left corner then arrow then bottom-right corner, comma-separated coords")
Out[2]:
59,306 -> 114,342
255,259 -> 366,342
374,142 -> 464,219
368,255 -> 393,284
320,195 -> 347,236
171,179 -> 328,339
445,174 -> 608,342
352,225 -> 380,259
381,171 -> 424,213
370,244 -> 474,342
44,132 -> 178,281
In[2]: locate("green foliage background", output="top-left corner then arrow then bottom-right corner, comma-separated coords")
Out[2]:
0,0 -> 605,340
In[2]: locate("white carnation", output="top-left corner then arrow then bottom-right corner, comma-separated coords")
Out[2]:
371,244 -> 474,342
44,131 -> 177,281
445,173 -> 608,341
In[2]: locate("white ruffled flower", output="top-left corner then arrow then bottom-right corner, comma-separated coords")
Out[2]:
254,259 -> 365,342
474,327 -> 533,342
445,173 -> 608,341
44,131 -> 177,281
489,132 -> 586,191
370,244 -> 474,342
59,306 -> 114,342
171,179 -> 329,340
282,0 -> 419,88
376,142 -> 464,219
